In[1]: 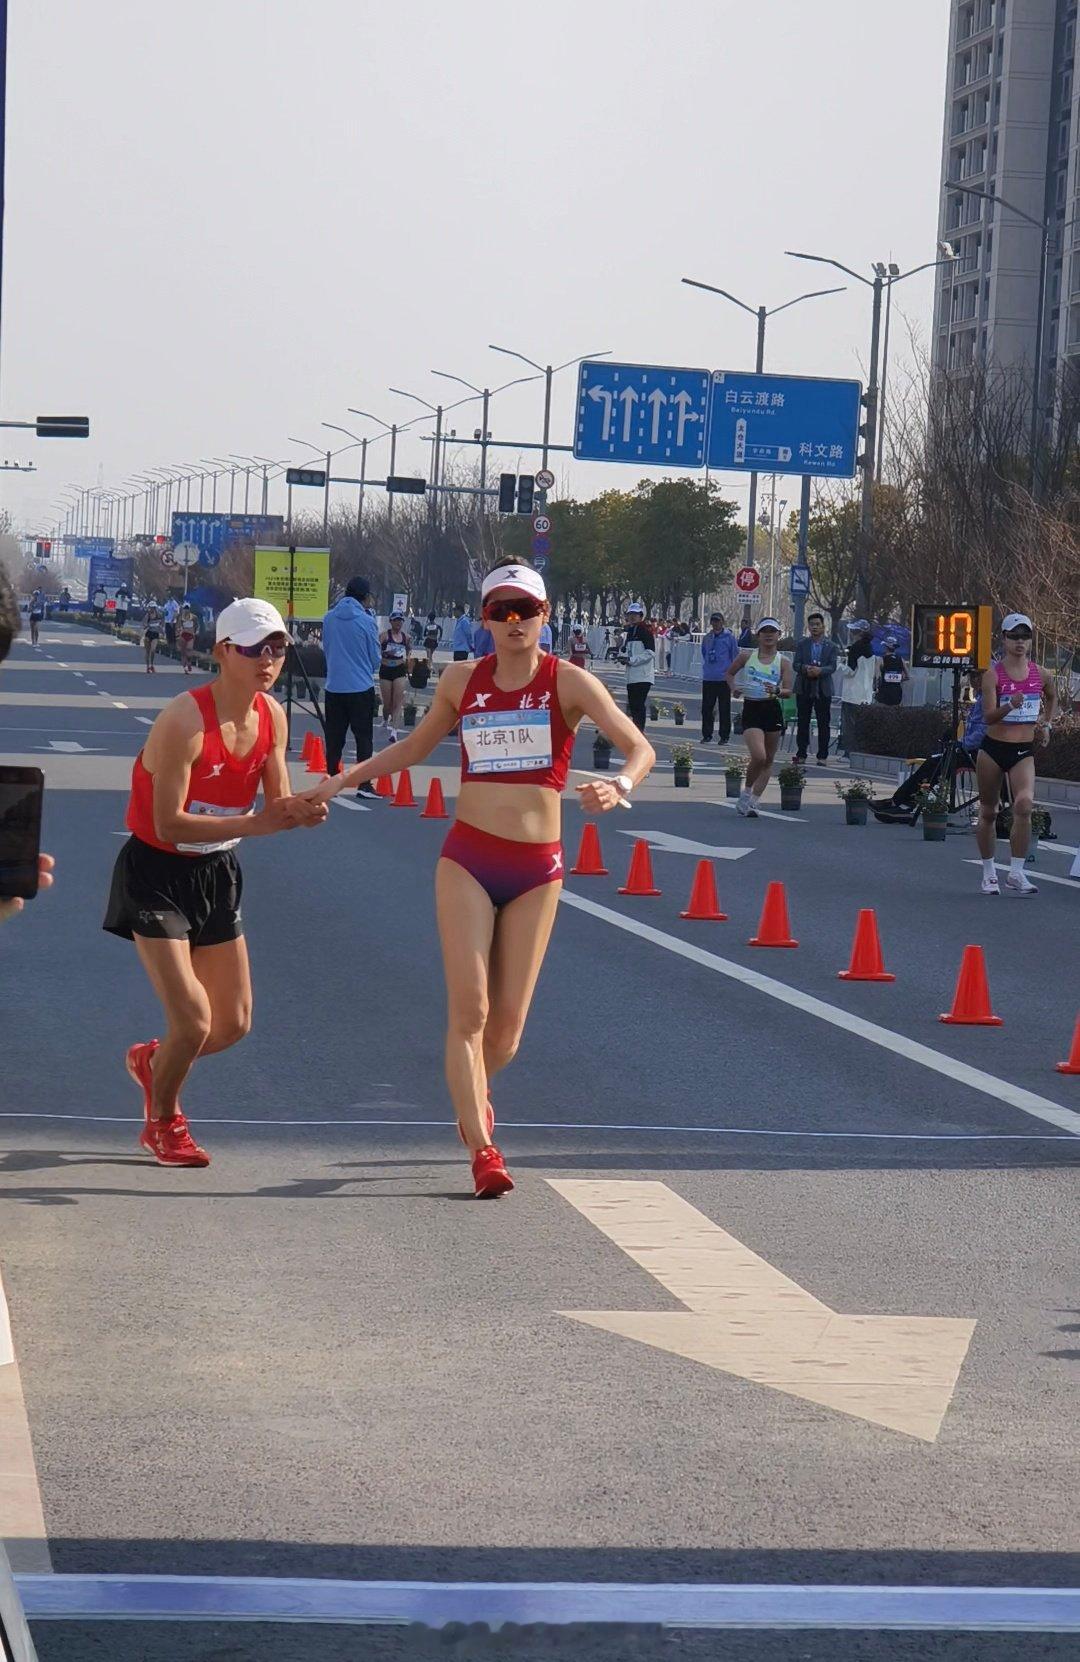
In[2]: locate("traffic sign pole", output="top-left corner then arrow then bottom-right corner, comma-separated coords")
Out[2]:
793,473 -> 812,640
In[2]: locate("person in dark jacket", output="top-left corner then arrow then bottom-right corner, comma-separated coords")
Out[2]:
791,611 -> 839,763
700,612 -> 739,743
322,576 -> 383,796
876,635 -> 908,706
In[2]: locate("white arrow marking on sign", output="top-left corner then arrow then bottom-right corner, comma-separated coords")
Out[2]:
617,828 -> 752,861
672,390 -> 701,447
646,387 -> 668,445
549,1180 -> 975,1443
587,385 -> 614,441
618,386 -> 639,443
37,740 -> 105,753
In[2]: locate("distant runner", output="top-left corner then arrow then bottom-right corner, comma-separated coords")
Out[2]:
142,603 -> 163,674
726,618 -> 794,816
976,612 -> 1058,896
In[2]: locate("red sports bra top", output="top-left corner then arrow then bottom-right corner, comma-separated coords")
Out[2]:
127,683 -> 275,855
993,659 -> 1042,725
458,651 -> 575,790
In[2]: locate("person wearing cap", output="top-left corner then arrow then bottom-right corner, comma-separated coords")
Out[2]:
975,612 -> 1058,896
875,635 -> 908,708
451,602 -> 474,662
103,597 -> 328,1168
725,619 -> 793,815
322,576 -> 384,795
620,602 -> 655,731
700,611 -> 739,745
303,559 -> 654,1200
792,611 -> 838,764
379,607 -> 412,741
838,619 -> 876,755
178,602 -> 199,673
568,623 -> 590,668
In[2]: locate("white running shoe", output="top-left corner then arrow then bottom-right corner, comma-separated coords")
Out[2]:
736,792 -> 751,817
980,872 -> 1000,895
1004,871 -> 1038,896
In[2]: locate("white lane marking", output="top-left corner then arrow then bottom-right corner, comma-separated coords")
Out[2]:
1038,840 -> 1079,857
560,891 -> 1080,1137
332,796 -> 371,813
136,716 -> 154,725
0,1110 -> 1071,1141
15,1574 -> 1080,1632
84,680 -> 96,687
112,701 -> 128,710
617,827 -> 753,860
35,740 -> 105,753
710,798 -> 806,824
0,1270 -> 52,1573
965,860 -> 1080,893
550,1180 -> 974,1441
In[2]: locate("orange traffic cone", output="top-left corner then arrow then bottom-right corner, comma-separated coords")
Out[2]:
680,860 -> 727,921
375,773 -> 394,799
391,769 -> 416,808
1055,1014 -> 1080,1075
300,730 -> 314,762
618,838 -> 661,896
748,881 -> 797,948
837,908 -> 895,982
570,822 -> 608,876
421,777 -> 448,819
305,735 -> 327,774
939,945 -> 1002,1026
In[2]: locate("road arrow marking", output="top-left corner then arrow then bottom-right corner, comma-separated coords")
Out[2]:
37,740 -> 105,753
587,384 -> 614,441
618,385 -> 639,443
617,827 -> 752,861
646,387 -> 668,444
549,1180 -> 975,1443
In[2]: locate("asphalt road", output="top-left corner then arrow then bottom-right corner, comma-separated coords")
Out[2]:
2,623 -> 1078,1660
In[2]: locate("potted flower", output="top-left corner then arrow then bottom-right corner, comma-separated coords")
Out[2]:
671,742 -> 694,787
672,702 -> 686,726
403,700 -> 418,728
918,776 -> 950,841
723,755 -> 747,799
835,776 -> 875,826
593,730 -> 614,771
649,698 -> 665,721
777,759 -> 805,811
1028,807 -> 1050,863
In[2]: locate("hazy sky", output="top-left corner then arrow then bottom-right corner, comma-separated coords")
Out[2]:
4,0 -> 949,534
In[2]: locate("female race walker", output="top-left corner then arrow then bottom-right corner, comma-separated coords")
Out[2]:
307,562 -> 654,1197
379,607 -> 410,741
178,604 -> 198,674
975,611 -> 1058,896
725,618 -> 794,816
142,602 -> 163,673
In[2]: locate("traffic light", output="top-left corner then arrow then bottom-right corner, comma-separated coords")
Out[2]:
35,539 -> 51,558
498,473 -> 516,514
35,415 -> 89,439
385,476 -> 426,495
857,392 -> 872,469
285,466 -> 327,488
516,475 -> 535,515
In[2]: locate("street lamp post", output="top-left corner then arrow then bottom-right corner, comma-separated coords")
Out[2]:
681,277 -> 846,578
947,180 -> 1050,492
323,424 -> 371,536
874,262 -> 900,481
287,438 -> 333,540
487,344 -> 611,472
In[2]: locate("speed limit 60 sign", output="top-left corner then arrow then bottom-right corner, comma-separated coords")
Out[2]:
734,565 -> 761,594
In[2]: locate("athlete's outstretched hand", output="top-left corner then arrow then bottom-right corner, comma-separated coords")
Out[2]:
281,795 -> 330,828
576,779 -> 629,815
0,853 -> 54,924
298,775 -> 342,806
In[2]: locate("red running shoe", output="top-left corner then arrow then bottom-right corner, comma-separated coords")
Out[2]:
457,1094 -> 495,1147
139,1112 -> 210,1168
125,1039 -> 160,1122
472,1144 -> 513,1199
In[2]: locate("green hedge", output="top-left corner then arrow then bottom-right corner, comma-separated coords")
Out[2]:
849,704 -> 949,759
1036,728 -> 1080,781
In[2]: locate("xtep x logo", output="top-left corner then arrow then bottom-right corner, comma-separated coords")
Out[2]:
468,693 -> 492,710
548,851 -> 564,876
206,763 -> 225,779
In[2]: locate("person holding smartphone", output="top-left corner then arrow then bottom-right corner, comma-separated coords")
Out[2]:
103,598 -> 328,1167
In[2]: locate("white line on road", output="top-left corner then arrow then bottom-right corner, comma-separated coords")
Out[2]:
15,1574 -> 1080,1632
136,716 -> 154,725
332,796 -> 371,813
617,828 -> 753,860
112,701 -> 128,709
0,1270 -> 52,1573
965,860 -> 1080,893
560,891 -> 1080,1137
710,798 -> 806,824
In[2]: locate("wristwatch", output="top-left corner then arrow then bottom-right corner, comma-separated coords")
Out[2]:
613,773 -> 634,798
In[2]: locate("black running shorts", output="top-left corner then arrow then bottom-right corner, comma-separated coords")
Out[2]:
740,699 -> 785,735
103,836 -> 243,948
980,736 -> 1035,772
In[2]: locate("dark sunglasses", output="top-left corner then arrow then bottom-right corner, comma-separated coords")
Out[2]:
1003,628 -> 1032,640
482,597 -> 545,623
230,637 -> 289,659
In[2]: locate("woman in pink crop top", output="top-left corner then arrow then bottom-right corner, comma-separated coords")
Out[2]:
308,561 -> 654,1197
975,611 -> 1058,897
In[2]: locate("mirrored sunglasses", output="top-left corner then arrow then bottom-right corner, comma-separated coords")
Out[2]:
482,597 -> 545,623
230,637 -> 289,659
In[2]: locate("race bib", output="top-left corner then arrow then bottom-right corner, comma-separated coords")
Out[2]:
745,667 -> 780,699
1003,692 -> 1041,723
176,798 -> 255,855
883,671 -> 902,684
462,709 -> 552,775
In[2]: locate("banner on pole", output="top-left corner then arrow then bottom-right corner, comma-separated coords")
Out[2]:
252,547 -> 329,621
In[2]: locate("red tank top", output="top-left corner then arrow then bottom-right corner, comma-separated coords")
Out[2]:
458,652 -> 575,790
127,683 -> 275,855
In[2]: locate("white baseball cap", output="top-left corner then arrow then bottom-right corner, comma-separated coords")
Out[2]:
625,601 -> 645,615
480,563 -> 547,603
1001,612 -> 1033,632
215,597 -> 292,646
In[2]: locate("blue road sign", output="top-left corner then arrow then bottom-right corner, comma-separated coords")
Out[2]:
575,360 -> 709,468
789,565 -> 811,598
172,512 -> 228,566
707,371 -> 861,478
225,513 -> 284,546
87,553 -> 134,595
70,536 -> 114,560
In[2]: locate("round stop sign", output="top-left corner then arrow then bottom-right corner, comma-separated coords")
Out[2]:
734,566 -> 761,594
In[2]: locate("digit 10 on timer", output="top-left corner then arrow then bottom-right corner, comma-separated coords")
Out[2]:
910,604 -> 992,670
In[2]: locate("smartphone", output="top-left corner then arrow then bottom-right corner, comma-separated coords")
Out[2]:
0,767 -> 45,901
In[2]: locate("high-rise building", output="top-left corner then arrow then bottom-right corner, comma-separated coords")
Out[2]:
934,0 -> 1078,385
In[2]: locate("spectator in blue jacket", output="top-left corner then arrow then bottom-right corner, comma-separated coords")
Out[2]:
472,622 -> 494,657
451,603 -> 474,661
700,611 -> 739,743
322,576 -> 383,797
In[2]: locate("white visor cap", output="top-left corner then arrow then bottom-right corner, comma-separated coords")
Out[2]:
481,564 -> 547,603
